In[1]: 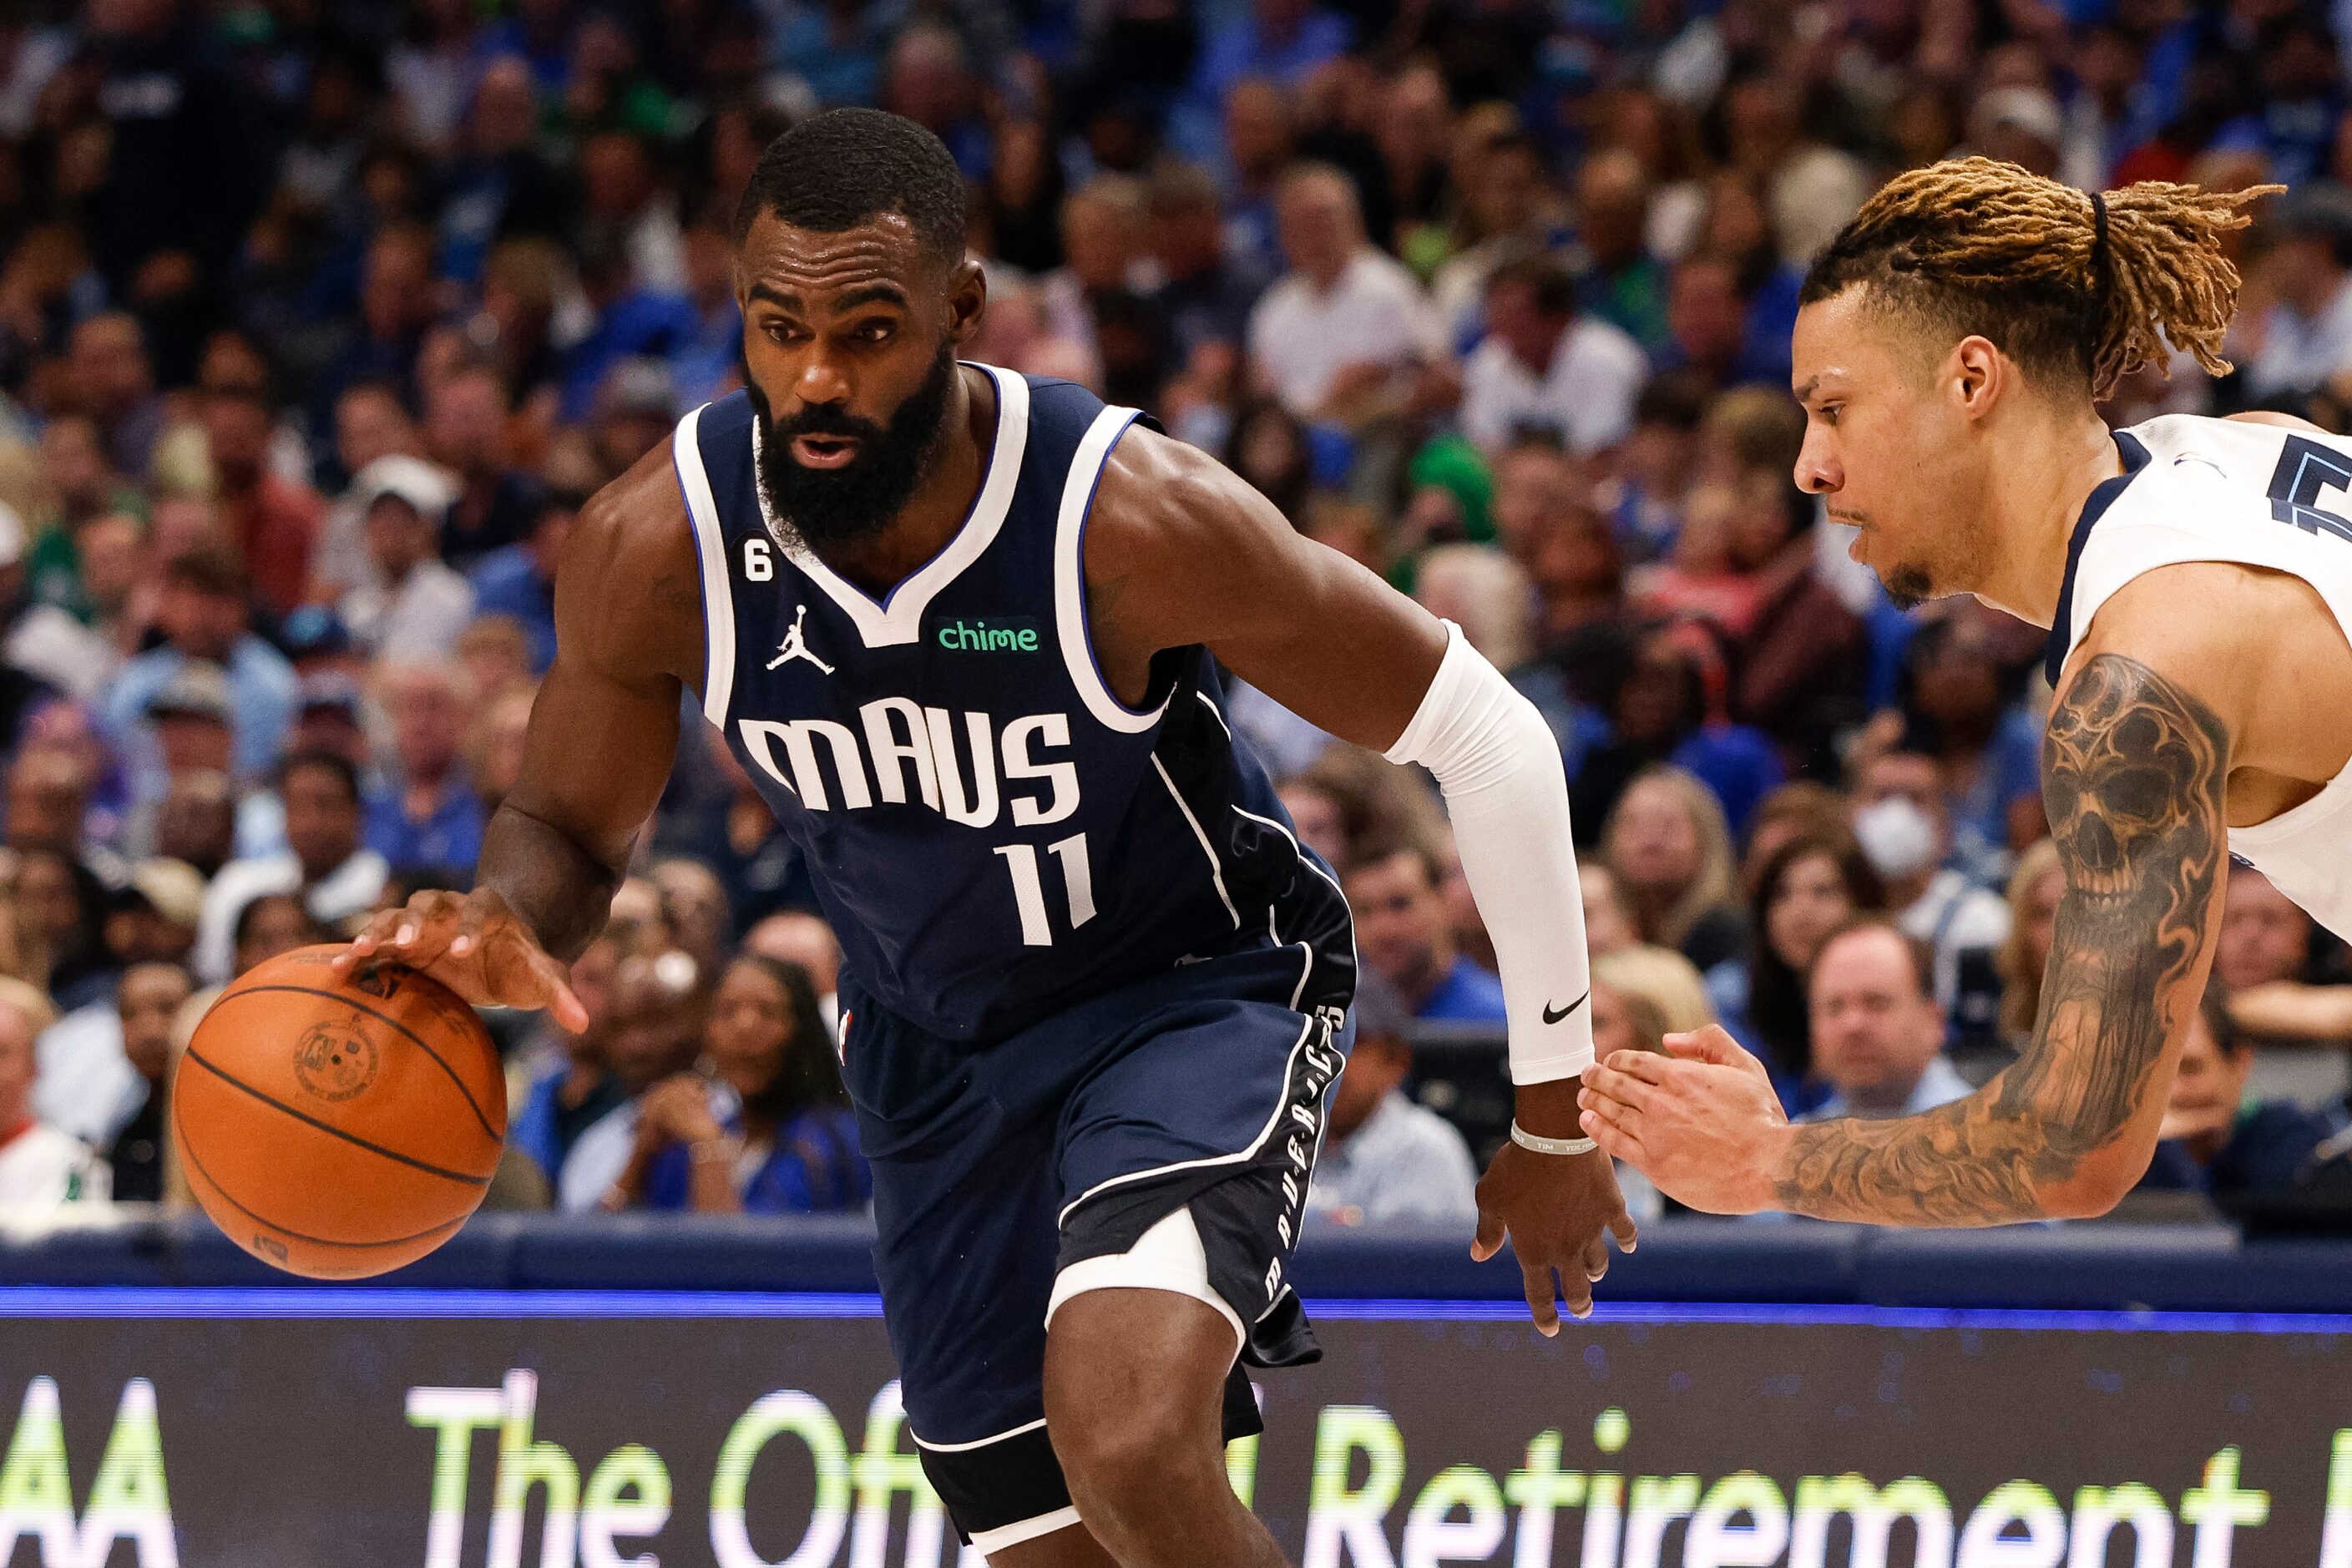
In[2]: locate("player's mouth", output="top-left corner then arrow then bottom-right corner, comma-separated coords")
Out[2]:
792,434 -> 862,468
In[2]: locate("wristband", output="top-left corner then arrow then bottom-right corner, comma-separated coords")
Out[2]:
1510,1120 -> 1598,1157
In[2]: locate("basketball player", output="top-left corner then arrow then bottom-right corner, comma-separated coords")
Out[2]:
339,110 -> 1633,1565
1576,157 -> 2352,1227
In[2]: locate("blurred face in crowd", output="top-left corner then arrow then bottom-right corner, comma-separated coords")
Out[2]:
1855,752 -> 1950,879
471,58 -> 538,156
383,669 -> 470,779
156,776 -> 235,875
364,495 -> 437,581
6,750 -> 86,852
118,964 -> 192,1082
1490,445 -> 1579,561
18,854 -> 84,958
653,859 -> 728,969
1912,613 -> 2006,729
1061,192 -> 1139,291
1223,81 -> 1293,183
1344,849 -> 1454,999
362,231 -> 434,341
581,133 -> 654,221
1809,925 -> 1945,1112
41,417 -> 110,512
2218,867 -> 2312,991
235,893 -> 317,976
683,225 -> 734,308
1326,1030 -> 1409,1142
1149,195 -> 1223,282
427,370 -> 508,475
1275,170 -> 1361,286
77,514 -> 144,614
603,955 -> 702,1095
1277,780 -> 1347,868
154,711 -> 231,776
155,579 -> 243,662
1576,152 -> 1652,271
735,203 -> 979,552
0,1002 -> 32,1130
1377,66 -> 1450,176
1765,850 -> 1859,974
1580,861 -> 1638,955
1668,256 -> 1746,372
1588,978 -> 1656,1060
2164,1004 -> 2251,1141
283,761 -> 362,883
706,959 -> 803,1100
1468,143 -> 1545,239
744,912 -> 842,997
1484,277 -> 1567,377
68,314 -> 150,418
200,392 -> 271,490
1608,776 -> 1705,896
1724,468 -> 1800,571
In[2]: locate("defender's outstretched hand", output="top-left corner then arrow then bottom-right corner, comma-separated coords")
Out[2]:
1580,1026 -> 1788,1214
335,888 -> 589,1034
1472,1084 -> 1638,1335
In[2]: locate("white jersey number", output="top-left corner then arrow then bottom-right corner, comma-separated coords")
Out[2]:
994,834 -> 1098,947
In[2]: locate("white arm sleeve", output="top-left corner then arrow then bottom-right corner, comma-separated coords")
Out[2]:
1383,620 -> 1593,1084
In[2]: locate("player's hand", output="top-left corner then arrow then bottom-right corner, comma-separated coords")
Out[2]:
1473,1076 -> 1637,1336
335,888 -> 589,1033
1581,1027 -> 1789,1214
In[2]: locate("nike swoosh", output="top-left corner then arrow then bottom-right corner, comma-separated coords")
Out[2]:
1542,991 -> 1589,1025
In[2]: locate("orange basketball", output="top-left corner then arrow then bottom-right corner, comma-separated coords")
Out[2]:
176,945 -> 508,1279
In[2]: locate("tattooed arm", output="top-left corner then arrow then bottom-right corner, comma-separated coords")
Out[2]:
1772,650 -> 2228,1222
1581,619 -> 2234,1224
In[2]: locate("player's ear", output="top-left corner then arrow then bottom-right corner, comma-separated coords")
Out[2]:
1949,335 -> 2005,422
944,257 -> 987,346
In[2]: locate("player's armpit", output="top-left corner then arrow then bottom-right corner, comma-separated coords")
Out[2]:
1774,651 -> 2231,1225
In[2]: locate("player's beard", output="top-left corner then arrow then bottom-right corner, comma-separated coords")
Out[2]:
749,343 -> 959,551
1882,564 -> 1934,612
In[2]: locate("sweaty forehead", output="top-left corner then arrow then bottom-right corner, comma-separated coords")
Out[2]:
737,210 -> 934,303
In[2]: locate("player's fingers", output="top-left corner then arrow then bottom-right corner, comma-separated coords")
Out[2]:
1581,1062 -> 1653,1112
1585,1112 -> 1646,1168
384,900 -> 463,968
1520,1260 -> 1560,1338
1471,1199 -> 1506,1262
1581,1233 -> 1610,1283
1663,1024 -> 1748,1066
1560,1265 -> 1596,1321
335,908 -> 409,971
1610,1206 -> 1640,1252
447,893 -> 498,959
1602,1049 -> 1672,1085
529,947 -> 590,1034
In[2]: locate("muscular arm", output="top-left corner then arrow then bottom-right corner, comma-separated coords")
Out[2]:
1775,650 -> 2230,1224
487,448 -> 702,960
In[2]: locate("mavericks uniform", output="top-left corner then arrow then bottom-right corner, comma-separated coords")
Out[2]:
670,364 -> 1356,1550
2050,413 -> 2352,937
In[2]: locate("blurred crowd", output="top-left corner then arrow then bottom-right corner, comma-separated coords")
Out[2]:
9,0 -> 2352,1228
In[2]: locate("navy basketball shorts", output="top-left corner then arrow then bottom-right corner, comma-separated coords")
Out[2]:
836,935 -> 1354,1553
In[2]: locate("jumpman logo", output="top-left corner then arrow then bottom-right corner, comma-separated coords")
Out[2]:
767,604 -> 835,675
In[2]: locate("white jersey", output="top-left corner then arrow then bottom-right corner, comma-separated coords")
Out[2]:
2052,414 -> 2352,940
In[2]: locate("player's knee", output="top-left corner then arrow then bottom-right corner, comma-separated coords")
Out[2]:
1050,1383 -> 1206,1526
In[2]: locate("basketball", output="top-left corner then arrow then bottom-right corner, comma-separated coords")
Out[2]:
175,945 -> 508,1280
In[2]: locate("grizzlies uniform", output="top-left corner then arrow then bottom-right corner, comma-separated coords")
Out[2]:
671,364 -> 1356,1548
2049,414 -> 2352,941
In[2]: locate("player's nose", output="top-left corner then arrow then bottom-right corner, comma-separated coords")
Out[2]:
792,349 -> 853,408
1794,435 -> 1840,494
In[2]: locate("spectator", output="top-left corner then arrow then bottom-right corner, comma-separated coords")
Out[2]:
1343,837 -> 1507,1022
1588,955 -> 1671,1221
65,314 -> 164,481
341,458 -> 476,660
1573,151 -> 1672,352
456,618 -> 535,711
1712,832 -> 1884,1113
2218,864 -> 2314,994
1248,164 -> 1437,422
468,484 -> 573,675
1412,544 -> 1594,770
2138,980 -> 2342,1203
1191,0 -> 1351,110
28,412 -> 140,620
1147,160 -> 1273,362
1599,765 -> 1745,972
192,751 -> 387,986
622,955 -> 868,1214
1306,969 -> 1478,1226
1457,254 -> 1647,458
2246,184 -> 2352,403
0,502 -> 113,704
743,910 -> 844,1032
1571,626 -> 1783,840
100,962 -> 188,1203
573,949 -> 702,1211
660,730 -> 819,943
424,362 -> 543,570
366,663 -> 486,874
511,938 -> 627,1190
1803,918 -> 1973,1121
19,847 -> 113,1014
200,382 -> 321,619
1885,608 -> 2045,884
1852,749 -> 2012,1027
5,745 -> 90,857
652,857 -> 731,981
1577,857 -> 1716,1034
102,549 -> 297,784
0,987 -> 105,1216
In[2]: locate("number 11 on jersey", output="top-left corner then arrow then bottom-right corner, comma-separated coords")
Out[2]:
994,834 -> 1098,946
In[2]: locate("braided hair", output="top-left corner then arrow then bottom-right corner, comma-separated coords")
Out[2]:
1801,157 -> 2281,400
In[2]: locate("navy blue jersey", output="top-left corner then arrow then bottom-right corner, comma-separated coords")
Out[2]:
671,364 -> 1351,1044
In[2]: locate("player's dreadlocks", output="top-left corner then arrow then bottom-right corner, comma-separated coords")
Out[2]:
1801,157 -> 2282,401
